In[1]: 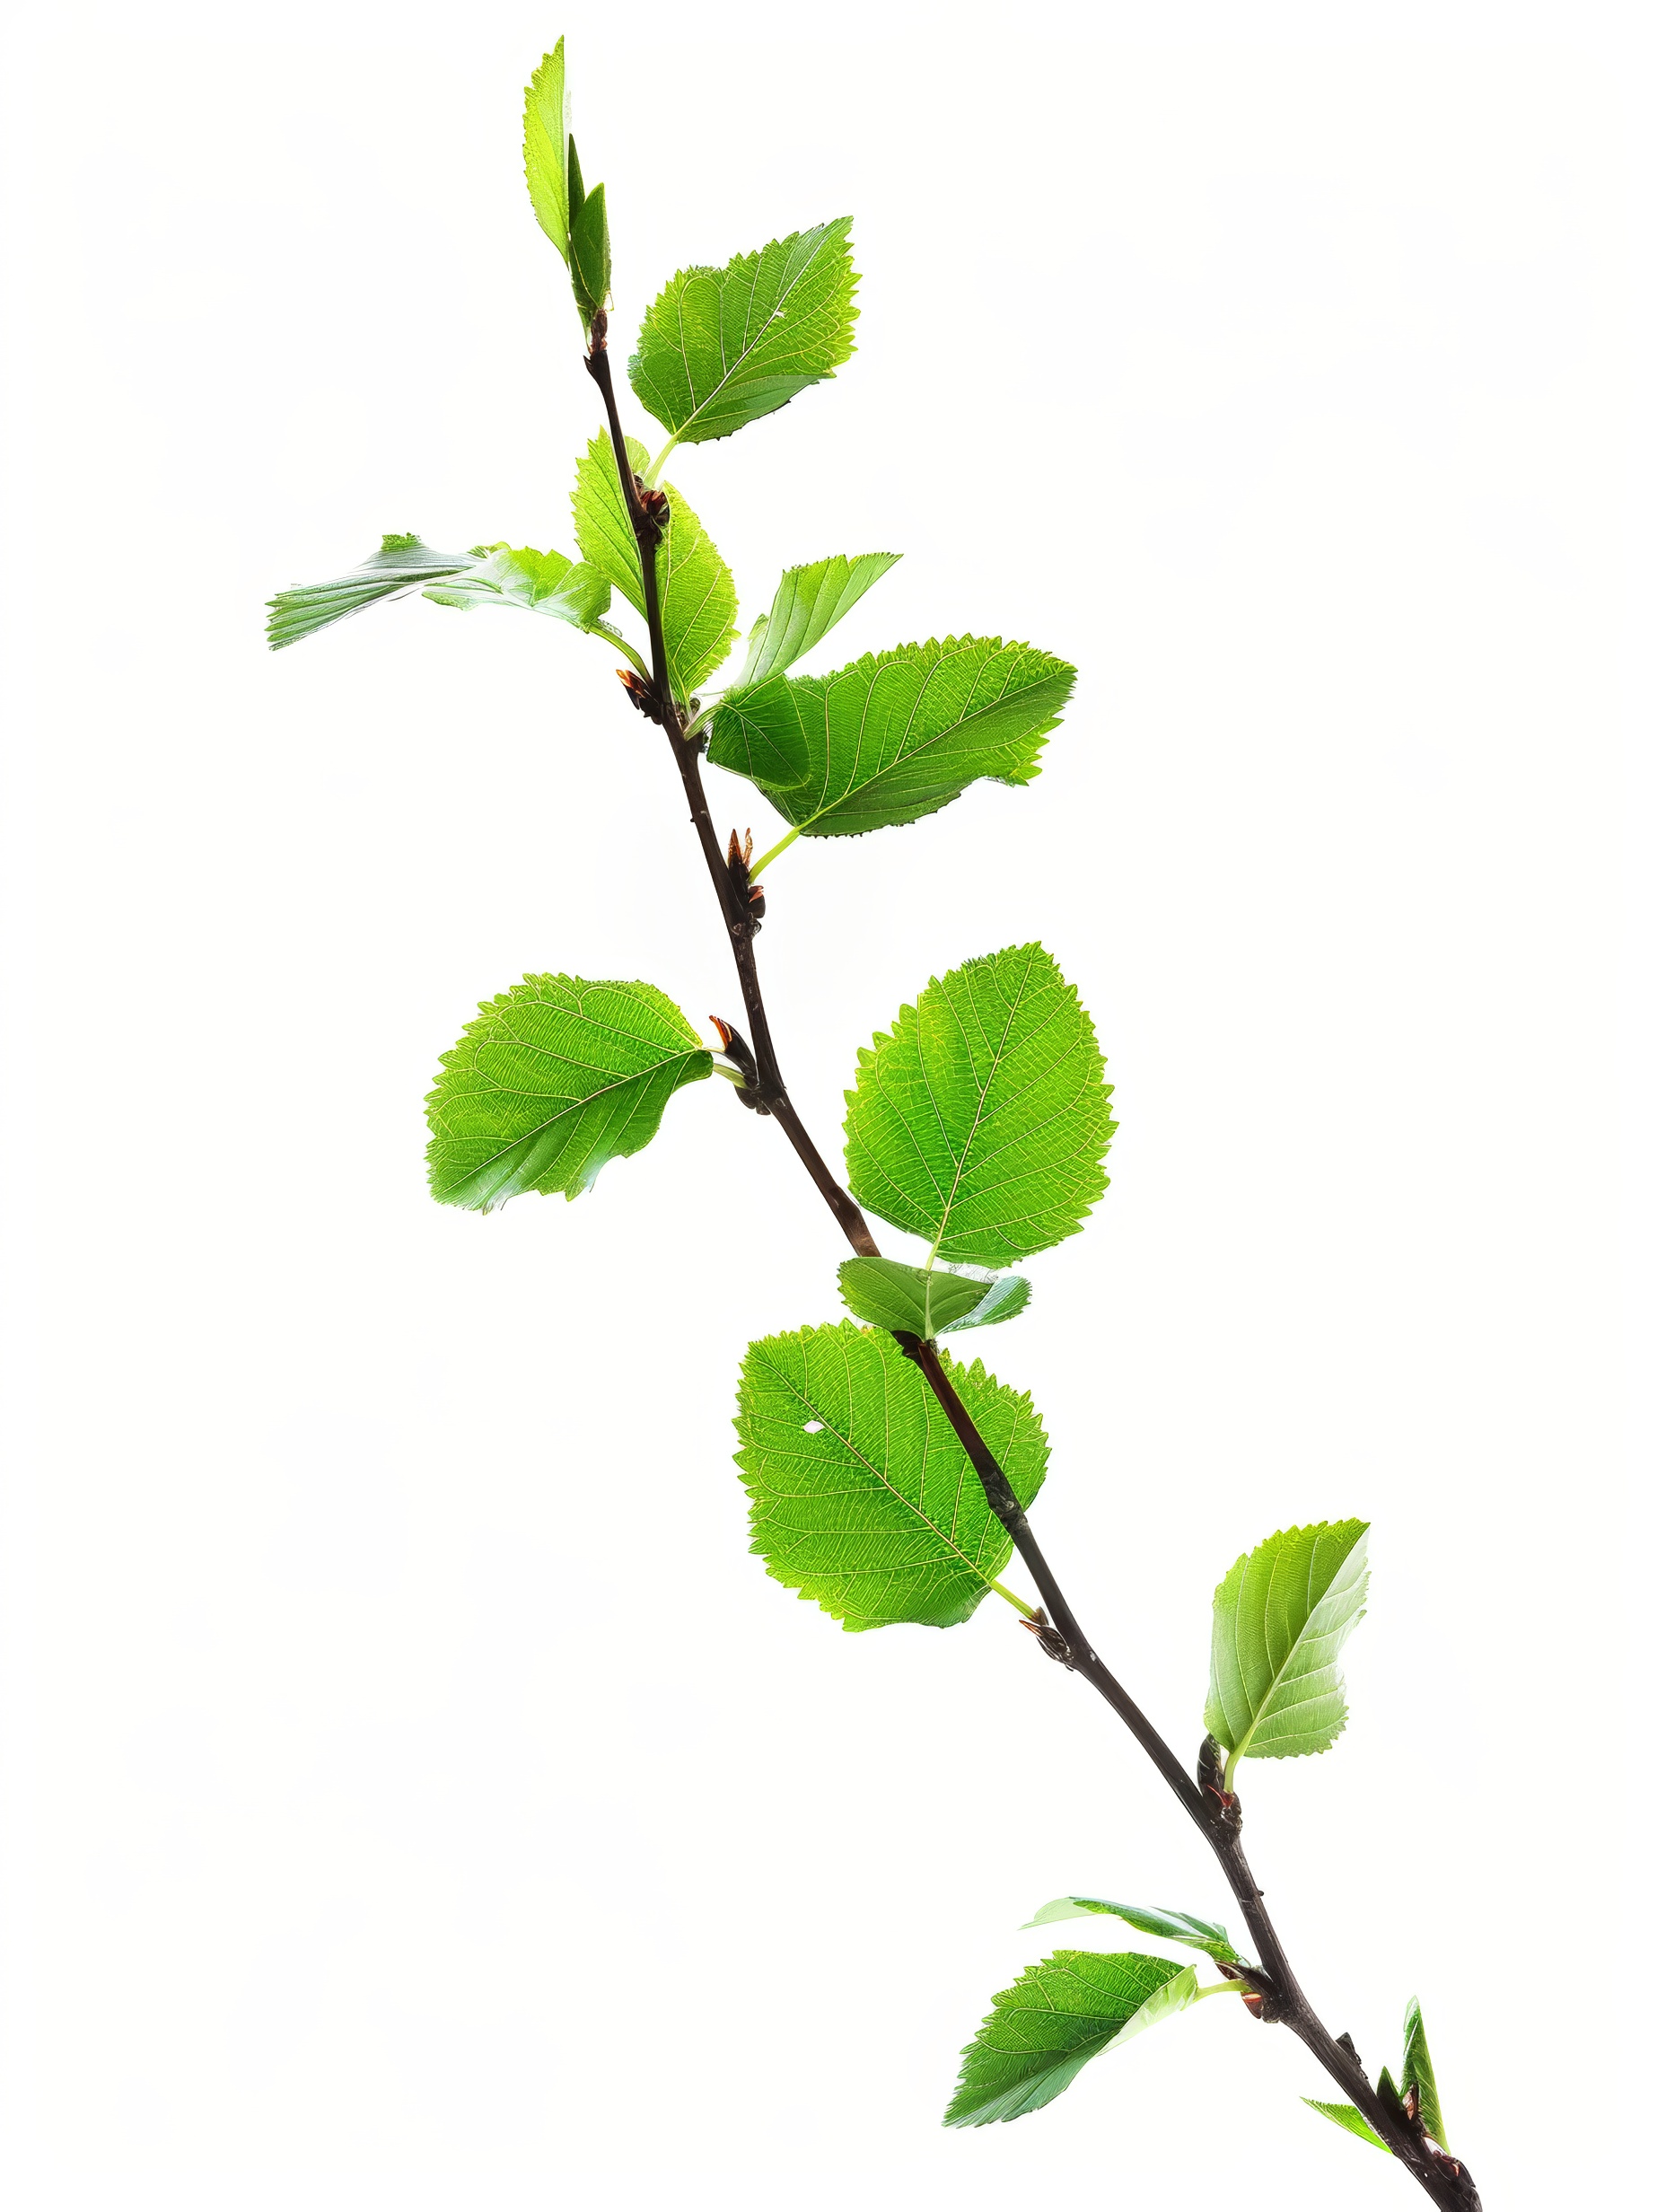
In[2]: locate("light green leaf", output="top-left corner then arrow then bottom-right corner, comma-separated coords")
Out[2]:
734,1321 -> 1046,1631
425,975 -> 712,1212
522,42 -> 572,260
570,177 -> 611,320
944,1952 -> 1200,2127
267,533 -> 478,650
707,636 -> 1074,840
1021,1898 -> 1240,1965
1303,2099 -> 1390,2152
732,554 -> 901,691
836,1257 -> 1030,1338
1204,1521 -> 1371,1786
844,944 -> 1115,1268
1401,1997 -> 1448,2150
424,546 -> 611,629
572,433 -> 738,700
627,220 -> 858,448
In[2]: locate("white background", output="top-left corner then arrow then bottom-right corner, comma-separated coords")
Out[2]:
2,1 -> 1659,2205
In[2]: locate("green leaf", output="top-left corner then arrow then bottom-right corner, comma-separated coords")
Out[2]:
732,553 -> 901,691
1401,1997 -> 1448,2150
1204,1520 -> 1372,1786
1020,1897 -> 1240,1966
836,1257 -> 1030,1338
1303,2099 -> 1390,2152
944,1952 -> 1200,2127
424,546 -> 612,629
425,975 -> 712,1212
627,220 -> 858,448
522,42 -> 572,260
706,636 -> 1074,839
267,533 -> 478,650
734,1321 -> 1046,1631
844,944 -> 1115,1268
572,433 -> 738,700
570,178 -> 611,320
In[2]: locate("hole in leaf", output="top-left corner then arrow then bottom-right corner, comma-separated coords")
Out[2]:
803,1420 -> 824,1434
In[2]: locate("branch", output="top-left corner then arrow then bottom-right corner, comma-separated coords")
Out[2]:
580,320 -> 1478,2212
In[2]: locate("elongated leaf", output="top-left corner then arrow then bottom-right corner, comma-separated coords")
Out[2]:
735,1321 -> 1046,1631
1401,1998 -> 1448,2150
522,42 -> 572,259
627,220 -> 858,447
836,1257 -> 1030,1338
944,1952 -> 1199,2127
424,546 -> 611,629
732,553 -> 901,691
1204,1521 -> 1371,1786
426,975 -> 712,1212
1021,1897 -> 1239,1965
570,178 -> 610,320
1303,2098 -> 1390,2152
707,636 -> 1074,838
844,944 -> 1115,1268
267,534 -> 478,650
572,433 -> 737,699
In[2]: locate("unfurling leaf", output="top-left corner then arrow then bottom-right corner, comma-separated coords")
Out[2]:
425,975 -> 712,1212
844,944 -> 1114,1267
569,176 -> 611,320
836,1257 -> 1030,1337
1303,2098 -> 1390,2152
627,220 -> 858,448
1401,1997 -> 1449,2151
944,1952 -> 1200,2127
424,546 -> 612,629
732,553 -> 901,692
1021,1897 -> 1240,1965
572,433 -> 737,700
266,534 -> 478,650
734,1321 -> 1046,1631
1204,1520 -> 1371,1786
707,636 -> 1074,839
522,42 -> 573,260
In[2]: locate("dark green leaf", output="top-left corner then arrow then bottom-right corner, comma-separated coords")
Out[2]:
570,179 -> 611,321
627,220 -> 858,447
424,546 -> 611,628
735,1321 -> 1046,1631
1303,2099 -> 1390,2152
1204,1521 -> 1371,1785
732,553 -> 901,692
836,1257 -> 1029,1337
1020,1897 -> 1240,1965
707,636 -> 1074,839
522,42 -> 571,260
572,433 -> 737,700
425,975 -> 712,1212
267,533 -> 478,650
844,943 -> 1115,1268
1401,1997 -> 1448,2150
944,1952 -> 1200,2127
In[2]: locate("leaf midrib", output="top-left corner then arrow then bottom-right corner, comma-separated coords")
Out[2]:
1229,1540 -> 1363,1773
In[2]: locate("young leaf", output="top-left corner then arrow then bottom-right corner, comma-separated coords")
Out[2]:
706,636 -> 1074,839
1303,2098 -> 1390,2152
732,553 -> 901,692
1204,1521 -> 1371,1786
1401,1997 -> 1449,2150
836,1257 -> 1030,1338
734,1321 -> 1046,1631
425,975 -> 712,1212
627,220 -> 858,448
267,534 -> 478,650
844,944 -> 1115,1267
522,41 -> 572,260
944,1952 -> 1200,2127
572,433 -> 738,700
424,546 -> 611,629
1020,1897 -> 1240,1965
570,178 -> 611,320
